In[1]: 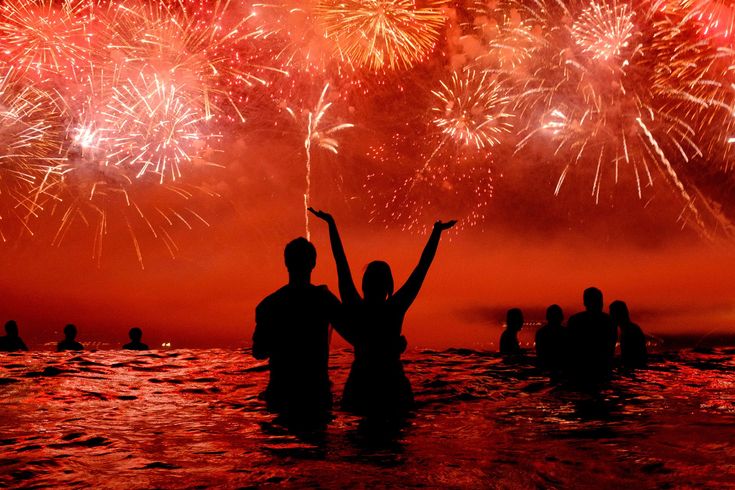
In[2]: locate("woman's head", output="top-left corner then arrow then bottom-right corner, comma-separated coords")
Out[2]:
362,261 -> 394,302
610,300 -> 630,324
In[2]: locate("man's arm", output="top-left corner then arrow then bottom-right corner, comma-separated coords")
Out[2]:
252,302 -> 272,360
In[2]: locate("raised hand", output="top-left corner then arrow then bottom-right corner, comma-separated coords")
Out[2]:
308,207 -> 334,224
433,220 -> 457,232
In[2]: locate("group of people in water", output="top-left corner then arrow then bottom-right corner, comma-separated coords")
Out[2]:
254,210 -> 650,426
1,210 -> 650,428
0,322 -> 150,352
500,288 -> 648,380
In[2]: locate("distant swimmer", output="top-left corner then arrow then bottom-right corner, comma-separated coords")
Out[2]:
500,308 -> 524,355
123,327 -> 149,351
535,304 -> 566,373
0,320 -> 28,352
57,324 -> 84,352
610,300 -> 647,369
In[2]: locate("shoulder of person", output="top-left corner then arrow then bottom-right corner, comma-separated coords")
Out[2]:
256,285 -> 290,308
313,284 -> 338,298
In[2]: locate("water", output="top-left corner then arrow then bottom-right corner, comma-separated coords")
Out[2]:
1,347 -> 734,488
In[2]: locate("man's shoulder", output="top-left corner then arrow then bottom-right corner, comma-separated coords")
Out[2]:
257,284 -> 337,307
257,285 -> 290,308
568,311 -> 585,323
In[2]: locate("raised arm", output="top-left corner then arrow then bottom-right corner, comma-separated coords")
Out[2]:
392,220 -> 457,310
308,208 -> 361,304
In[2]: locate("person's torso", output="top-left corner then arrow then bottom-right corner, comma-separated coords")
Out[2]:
261,285 -> 334,383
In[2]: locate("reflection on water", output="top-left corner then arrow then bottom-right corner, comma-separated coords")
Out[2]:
1,348 -> 734,487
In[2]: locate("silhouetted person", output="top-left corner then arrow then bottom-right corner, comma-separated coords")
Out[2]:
535,304 -> 566,374
500,308 -> 523,355
57,324 -> 84,352
310,208 -> 456,418
123,327 -> 149,351
610,300 -> 647,369
253,237 -> 349,426
566,287 -> 616,384
0,320 -> 28,352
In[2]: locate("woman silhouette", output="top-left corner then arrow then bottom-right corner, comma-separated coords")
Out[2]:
309,208 -> 455,417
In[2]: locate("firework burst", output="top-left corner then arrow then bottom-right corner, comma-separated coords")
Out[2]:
0,0 -> 93,82
431,69 -> 514,149
101,0 -> 269,123
315,0 -> 448,72
0,67 -> 66,241
681,0 -> 735,40
482,0 -> 719,232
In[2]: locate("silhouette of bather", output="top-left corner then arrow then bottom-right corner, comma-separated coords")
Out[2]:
309,207 -> 456,417
0,320 -> 28,352
253,237 -> 349,426
610,300 -> 647,369
566,287 -> 616,384
500,308 -> 524,355
57,324 -> 84,352
123,327 -> 149,351
535,304 -> 566,373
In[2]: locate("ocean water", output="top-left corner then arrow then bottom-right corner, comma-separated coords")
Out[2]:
1,347 -> 734,488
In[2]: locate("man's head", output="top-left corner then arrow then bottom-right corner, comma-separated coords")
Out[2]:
129,327 -> 143,342
583,287 -> 604,312
284,237 -> 317,277
4,320 -> 18,337
546,304 -> 564,325
506,308 -> 524,331
64,324 -> 77,340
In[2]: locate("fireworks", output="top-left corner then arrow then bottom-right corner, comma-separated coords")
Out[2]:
681,0 -> 735,40
0,0 -> 733,262
431,69 -> 514,149
315,0 -> 448,71
0,0 -> 93,82
366,131 -> 494,233
571,1 -> 636,63
0,67 -> 66,241
100,0 -> 265,123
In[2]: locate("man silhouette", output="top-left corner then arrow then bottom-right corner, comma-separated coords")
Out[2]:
253,237 -> 346,426
566,287 -> 616,384
500,308 -> 523,355
0,320 -> 28,352
535,304 -> 566,374
57,324 -> 84,352
123,327 -> 149,351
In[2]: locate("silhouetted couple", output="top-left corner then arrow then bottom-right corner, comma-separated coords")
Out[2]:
253,210 -> 455,426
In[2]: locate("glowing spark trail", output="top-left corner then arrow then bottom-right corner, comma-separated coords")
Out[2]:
287,84 -> 352,239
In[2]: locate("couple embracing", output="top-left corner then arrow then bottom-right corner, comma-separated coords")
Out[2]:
252,209 -> 455,426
